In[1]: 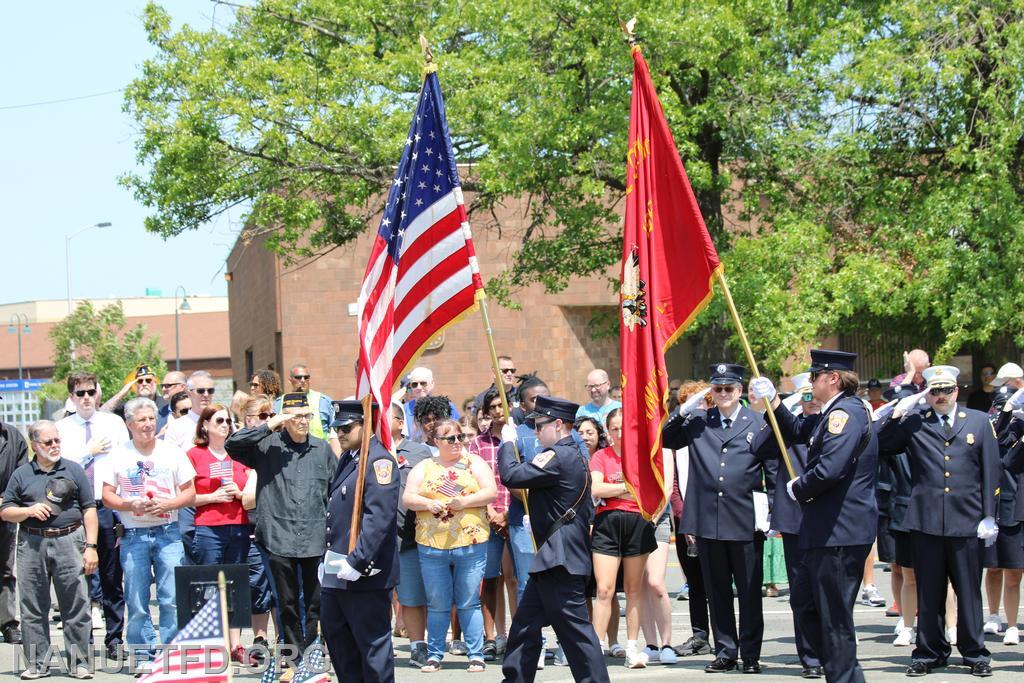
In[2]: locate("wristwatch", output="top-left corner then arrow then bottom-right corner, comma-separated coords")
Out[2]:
85,543 -> 98,549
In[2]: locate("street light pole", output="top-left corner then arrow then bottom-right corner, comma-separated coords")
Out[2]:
7,314 -> 30,381
174,286 -> 191,371
65,221 -> 112,358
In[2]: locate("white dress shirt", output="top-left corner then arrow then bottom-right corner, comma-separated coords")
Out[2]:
164,410 -> 201,451
55,410 -> 130,498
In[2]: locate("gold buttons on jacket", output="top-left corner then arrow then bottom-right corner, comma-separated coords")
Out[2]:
944,487 -> 950,493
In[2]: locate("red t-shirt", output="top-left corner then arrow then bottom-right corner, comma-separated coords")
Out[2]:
187,446 -> 250,526
590,446 -> 642,515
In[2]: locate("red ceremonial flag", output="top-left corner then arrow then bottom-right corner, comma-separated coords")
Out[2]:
355,67 -> 485,449
619,46 -> 722,519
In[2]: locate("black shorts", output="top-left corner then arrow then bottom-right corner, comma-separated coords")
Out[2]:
983,523 -> 1024,569
876,515 -> 896,564
592,509 -> 657,558
892,530 -> 914,569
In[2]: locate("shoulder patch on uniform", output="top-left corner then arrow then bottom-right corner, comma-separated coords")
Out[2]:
533,450 -> 556,469
828,410 -> 850,435
373,459 -> 393,485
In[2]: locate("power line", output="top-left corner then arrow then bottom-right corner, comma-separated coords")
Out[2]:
0,88 -> 124,111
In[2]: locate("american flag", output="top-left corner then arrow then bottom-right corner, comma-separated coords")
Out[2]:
355,67 -> 485,450
118,475 -> 145,496
136,595 -> 228,683
208,460 -> 233,483
437,479 -> 465,499
293,639 -> 329,683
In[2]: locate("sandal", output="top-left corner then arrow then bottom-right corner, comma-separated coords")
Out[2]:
609,643 -> 626,658
420,660 -> 442,673
467,660 -> 486,673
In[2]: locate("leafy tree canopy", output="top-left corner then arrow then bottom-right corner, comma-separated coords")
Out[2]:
40,302 -> 168,405
123,0 -> 1024,371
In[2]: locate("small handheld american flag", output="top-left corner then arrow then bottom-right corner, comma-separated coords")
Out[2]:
136,592 -> 229,683
292,639 -> 329,683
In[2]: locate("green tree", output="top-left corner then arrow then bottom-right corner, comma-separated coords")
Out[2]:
123,1 -> 1024,371
39,302 -> 168,406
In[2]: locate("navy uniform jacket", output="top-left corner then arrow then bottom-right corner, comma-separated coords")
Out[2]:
772,393 -> 878,549
663,405 -> 774,542
498,435 -> 593,577
764,442 -> 809,536
877,406 -> 999,537
997,416 -> 1024,522
322,436 -> 400,591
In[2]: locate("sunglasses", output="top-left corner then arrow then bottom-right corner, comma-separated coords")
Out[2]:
33,437 -> 61,447
248,412 -> 274,421
292,374 -> 310,380
336,421 -> 362,434
209,417 -> 231,425
175,408 -> 191,417
929,386 -> 956,396
437,433 -> 468,444
161,382 -> 183,390
137,377 -> 155,384
712,386 -> 738,394
74,388 -> 97,397
195,388 -> 215,395
501,368 -> 517,374
408,381 -> 428,389
585,382 -> 609,390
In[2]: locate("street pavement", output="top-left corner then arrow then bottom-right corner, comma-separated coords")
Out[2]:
3,556 -> 1023,681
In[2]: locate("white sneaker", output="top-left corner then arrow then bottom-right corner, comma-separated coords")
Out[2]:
659,646 -> 678,665
643,645 -> 660,663
861,584 -> 886,607
91,604 -> 103,631
624,646 -> 648,669
983,613 -> 1002,635
552,646 -> 568,666
947,626 -> 957,645
1004,626 -> 1019,645
893,627 -> 915,646
894,617 -> 905,635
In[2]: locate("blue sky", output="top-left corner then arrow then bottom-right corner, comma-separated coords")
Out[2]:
0,2 -> 242,304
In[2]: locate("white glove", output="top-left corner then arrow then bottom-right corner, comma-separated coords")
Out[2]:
872,398 -> 899,422
329,558 -> 361,582
786,478 -> 798,501
679,388 -> 711,417
978,516 -> 999,547
749,377 -> 777,403
1008,387 -> 1024,411
500,423 -> 518,444
893,389 -> 928,417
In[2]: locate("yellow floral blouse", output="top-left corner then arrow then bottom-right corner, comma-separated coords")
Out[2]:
415,453 -> 490,549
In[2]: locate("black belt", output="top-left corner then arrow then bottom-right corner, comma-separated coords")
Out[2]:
23,522 -> 81,538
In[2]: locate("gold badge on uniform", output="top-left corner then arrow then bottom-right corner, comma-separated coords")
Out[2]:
958,412 -> 967,419
533,450 -> 556,468
828,410 -> 850,435
967,433 -> 975,445
373,460 -> 394,485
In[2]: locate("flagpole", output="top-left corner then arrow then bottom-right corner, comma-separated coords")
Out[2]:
714,270 -> 797,480
348,395 -> 374,553
217,571 -> 233,683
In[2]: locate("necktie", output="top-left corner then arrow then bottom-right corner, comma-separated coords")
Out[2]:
941,415 -> 952,436
723,418 -> 732,430
84,420 -> 92,442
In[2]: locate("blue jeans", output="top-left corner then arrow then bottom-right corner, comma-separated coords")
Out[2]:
192,524 -> 250,566
120,524 -> 185,656
417,543 -> 487,662
508,524 -> 535,602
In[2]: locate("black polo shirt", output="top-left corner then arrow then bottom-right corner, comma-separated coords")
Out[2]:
0,458 -> 95,530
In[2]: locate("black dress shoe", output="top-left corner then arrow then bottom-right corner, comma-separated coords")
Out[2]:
970,662 -> 993,678
2,626 -> 22,644
801,665 -> 824,679
675,636 -> 712,657
704,657 -> 737,673
742,659 -> 761,674
906,661 -> 930,677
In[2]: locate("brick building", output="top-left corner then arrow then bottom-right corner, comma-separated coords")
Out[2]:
225,195 -> 704,408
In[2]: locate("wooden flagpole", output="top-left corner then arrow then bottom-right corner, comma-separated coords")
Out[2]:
715,270 -> 796,480
348,394 -> 374,553
217,571 -> 233,683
